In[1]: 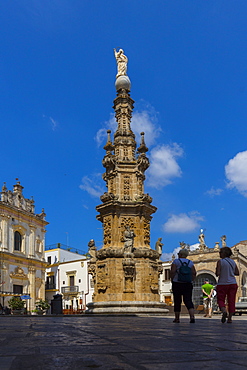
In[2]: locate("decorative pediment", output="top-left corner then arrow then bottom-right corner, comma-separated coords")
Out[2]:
10,266 -> 28,280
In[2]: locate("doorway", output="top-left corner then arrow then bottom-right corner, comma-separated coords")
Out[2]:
193,273 -> 217,310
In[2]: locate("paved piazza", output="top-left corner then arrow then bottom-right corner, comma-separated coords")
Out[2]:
1,315 -> 247,369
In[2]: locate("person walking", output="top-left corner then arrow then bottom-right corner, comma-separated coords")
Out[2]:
170,249 -> 197,323
201,279 -> 214,318
216,247 -> 239,323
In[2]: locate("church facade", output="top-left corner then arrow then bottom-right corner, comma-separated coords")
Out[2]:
0,180 -> 48,311
159,237 -> 247,309
188,240 -> 247,307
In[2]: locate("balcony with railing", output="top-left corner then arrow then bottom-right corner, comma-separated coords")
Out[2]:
61,286 -> 79,294
45,283 -> 57,290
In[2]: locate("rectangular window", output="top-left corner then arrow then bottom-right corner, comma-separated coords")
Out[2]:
47,256 -> 51,264
13,285 -> 23,294
164,269 -> 171,281
69,275 -> 75,286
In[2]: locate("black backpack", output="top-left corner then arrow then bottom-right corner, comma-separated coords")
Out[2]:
178,259 -> 192,283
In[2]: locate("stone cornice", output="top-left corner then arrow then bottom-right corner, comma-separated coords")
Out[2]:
1,251 -> 47,267
0,203 -> 49,227
97,247 -> 159,261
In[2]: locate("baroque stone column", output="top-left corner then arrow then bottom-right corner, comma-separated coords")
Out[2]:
86,50 -> 168,315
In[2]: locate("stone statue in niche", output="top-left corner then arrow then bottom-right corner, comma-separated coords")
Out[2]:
114,48 -> 128,78
123,226 -> 135,254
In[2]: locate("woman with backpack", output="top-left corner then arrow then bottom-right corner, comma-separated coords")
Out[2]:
170,249 -> 197,323
216,246 -> 239,323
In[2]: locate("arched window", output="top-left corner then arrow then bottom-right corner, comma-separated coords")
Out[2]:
14,231 -> 22,251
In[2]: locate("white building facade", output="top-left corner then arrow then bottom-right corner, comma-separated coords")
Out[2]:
45,245 -> 94,312
159,261 -> 172,305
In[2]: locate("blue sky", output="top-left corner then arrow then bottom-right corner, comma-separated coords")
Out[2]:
1,1 -> 247,260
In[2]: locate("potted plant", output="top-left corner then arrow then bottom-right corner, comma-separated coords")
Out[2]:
35,299 -> 50,315
8,296 -> 26,315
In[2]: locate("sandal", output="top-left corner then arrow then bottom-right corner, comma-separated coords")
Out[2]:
173,319 -> 180,323
221,312 -> 227,323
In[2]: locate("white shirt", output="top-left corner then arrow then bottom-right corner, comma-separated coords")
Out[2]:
217,258 -> 237,285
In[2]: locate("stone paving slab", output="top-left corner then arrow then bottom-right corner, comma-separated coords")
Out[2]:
0,315 -> 247,369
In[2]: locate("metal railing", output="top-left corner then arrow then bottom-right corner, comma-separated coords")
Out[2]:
45,283 -> 56,290
45,243 -> 86,256
61,286 -> 79,294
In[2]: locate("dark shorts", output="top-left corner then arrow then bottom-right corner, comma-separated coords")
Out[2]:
172,281 -> 194,312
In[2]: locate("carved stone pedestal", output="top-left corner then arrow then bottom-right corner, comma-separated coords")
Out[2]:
86,300 -> 168,314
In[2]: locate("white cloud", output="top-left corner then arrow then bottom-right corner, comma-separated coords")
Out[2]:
205,187 -> 223,197
42,114 -> 59,131
95,105 -> 161,148
131,110 -> 161,147
225,150 -> 247,197
49,116 -> 58,131
95,114 -> 117,147
146,143 -> 183,188
79,175 -> 104,198
163,212 -> 204,233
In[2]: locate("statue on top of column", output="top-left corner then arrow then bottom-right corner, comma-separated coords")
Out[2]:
221,235 -> 227,247
199,229 -> 206,251
114,48 -> 128,78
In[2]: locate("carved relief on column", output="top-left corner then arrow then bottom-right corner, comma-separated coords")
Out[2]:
122,258 -> 135,293
149,261 -> 159,293
88,262 -> 96,283
120,217 -> 135,242
123,175 -> 131,201
103,216 -> 112,246
137,177 -> 143,195
143,219 -> 150,246
96,263 -> 108,292
108,177 -> 114,194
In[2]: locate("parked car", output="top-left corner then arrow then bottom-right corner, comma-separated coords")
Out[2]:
235,297 -> 247,315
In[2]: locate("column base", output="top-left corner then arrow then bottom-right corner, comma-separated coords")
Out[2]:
85,301 -> 169,315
